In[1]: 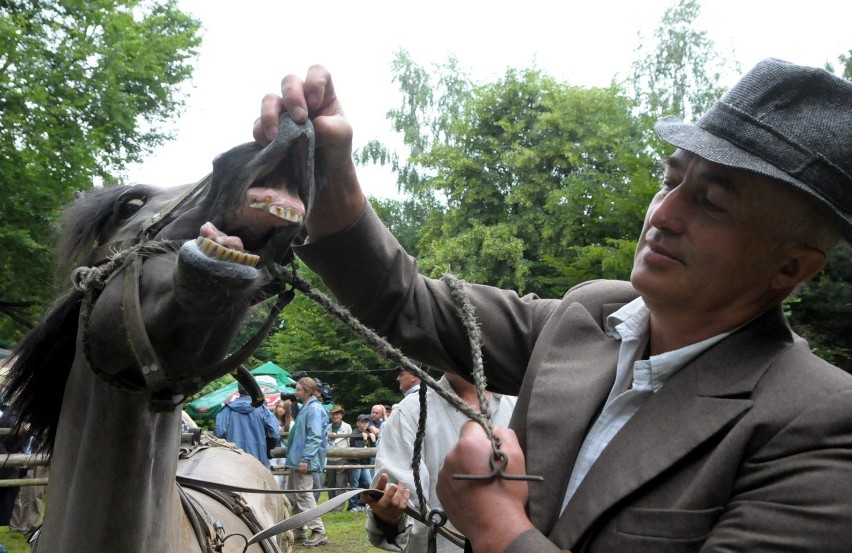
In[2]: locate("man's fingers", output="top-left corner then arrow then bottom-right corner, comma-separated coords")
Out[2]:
254,94 -> 285,144
375,472 -> 390,491
279,74 -> 308,122
303,64 -> 335,114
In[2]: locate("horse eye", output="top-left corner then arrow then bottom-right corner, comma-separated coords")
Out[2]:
117,197 -> 146,219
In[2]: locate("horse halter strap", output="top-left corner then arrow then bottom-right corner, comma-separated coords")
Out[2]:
75,248 -> 296,411
75,115 -> 312,410
89,174 -> 213,268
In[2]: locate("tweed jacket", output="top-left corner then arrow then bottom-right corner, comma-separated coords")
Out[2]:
297,205 -> 852,553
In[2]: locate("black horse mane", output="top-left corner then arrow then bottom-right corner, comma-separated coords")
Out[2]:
2,185 -> 132,457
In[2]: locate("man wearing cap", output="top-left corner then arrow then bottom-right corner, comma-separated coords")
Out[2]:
256,59 -> 852,552
348,414 -> 378,511
325,404 -> 353,510
396,364 -> 421,396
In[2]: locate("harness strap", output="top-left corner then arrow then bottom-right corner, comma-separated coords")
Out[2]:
177,483 -> 218,553
175,477 -> 466,549
122,254 -> 167,392
141,173 -> 213,240
181,483 -> 282,553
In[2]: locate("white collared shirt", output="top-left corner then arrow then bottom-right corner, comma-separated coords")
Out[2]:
560,297 -> 732,513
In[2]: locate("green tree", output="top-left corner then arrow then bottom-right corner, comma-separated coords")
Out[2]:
375,54 -> 658,297
629,0 -> 735,125
786,246 -> 852,372
0,0 -> 200,340
826,49 -> 852,79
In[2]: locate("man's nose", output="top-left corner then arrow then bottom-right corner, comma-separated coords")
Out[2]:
648,187 -> 688,234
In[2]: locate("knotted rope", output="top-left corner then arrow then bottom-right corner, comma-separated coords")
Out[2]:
71,240 -> 184,292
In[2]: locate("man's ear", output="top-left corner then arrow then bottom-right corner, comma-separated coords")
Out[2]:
772,246 -> 827,290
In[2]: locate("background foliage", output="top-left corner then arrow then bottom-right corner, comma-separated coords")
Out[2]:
0,0 -> 200,342
1,0 -> 849,413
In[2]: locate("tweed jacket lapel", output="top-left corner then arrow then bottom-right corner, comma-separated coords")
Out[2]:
548,306 -> 794,548
522,300 -> 627,534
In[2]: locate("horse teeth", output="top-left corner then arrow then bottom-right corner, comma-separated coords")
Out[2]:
195,237 -> 259,268
249,201 -> 303,224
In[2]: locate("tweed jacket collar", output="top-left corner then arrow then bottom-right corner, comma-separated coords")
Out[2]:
521,302 -> 793,547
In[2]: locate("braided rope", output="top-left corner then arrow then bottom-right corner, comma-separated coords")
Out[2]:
280,269 -> 492,434
411,382 -> 429,517
441,274 -> 493,433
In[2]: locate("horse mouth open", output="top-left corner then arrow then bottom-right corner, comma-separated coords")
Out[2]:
198,115 -> 316,269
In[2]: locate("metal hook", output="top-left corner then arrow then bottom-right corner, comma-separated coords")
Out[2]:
452,448 -> 544,482
426,509 -> 448,553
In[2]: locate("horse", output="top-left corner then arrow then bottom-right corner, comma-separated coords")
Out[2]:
1,115 -> 320,552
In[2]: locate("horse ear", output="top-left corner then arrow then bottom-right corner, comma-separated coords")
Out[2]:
74,190 -> 84,200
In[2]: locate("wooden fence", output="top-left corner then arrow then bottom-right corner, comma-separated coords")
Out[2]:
0,430 -> 376,487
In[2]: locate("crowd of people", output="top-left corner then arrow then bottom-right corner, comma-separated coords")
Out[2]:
204,359 -> 497,551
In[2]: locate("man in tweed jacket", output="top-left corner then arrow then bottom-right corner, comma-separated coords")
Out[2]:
251,59 -> 852,552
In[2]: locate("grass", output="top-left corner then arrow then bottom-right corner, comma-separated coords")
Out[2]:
300,507 -> 372,552
0,527 -> 30,553
0,495 -> 373,553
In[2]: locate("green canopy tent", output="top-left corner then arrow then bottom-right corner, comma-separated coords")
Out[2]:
185,362 -> 295,420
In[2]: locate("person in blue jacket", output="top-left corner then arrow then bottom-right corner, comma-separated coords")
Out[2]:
214,384 -> 278,467
285,376 -> 330,547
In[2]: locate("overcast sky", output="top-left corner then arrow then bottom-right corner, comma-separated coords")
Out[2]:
124,0 -> 851,199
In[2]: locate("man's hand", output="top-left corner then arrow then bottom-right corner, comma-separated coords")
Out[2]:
253,65 -> 365,241
364,473 -> 410,525
437,422 -> 535,553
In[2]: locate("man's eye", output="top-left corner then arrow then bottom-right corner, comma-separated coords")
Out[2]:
701,196 -> 725,212
660,180 -> 677,194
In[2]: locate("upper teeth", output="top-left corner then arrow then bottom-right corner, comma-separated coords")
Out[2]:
249,201 -> 303,224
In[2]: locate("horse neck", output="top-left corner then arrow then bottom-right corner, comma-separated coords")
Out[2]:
38,358 -> 191,553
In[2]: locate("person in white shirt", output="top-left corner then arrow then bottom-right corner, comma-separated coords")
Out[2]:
364,373 -> 516,552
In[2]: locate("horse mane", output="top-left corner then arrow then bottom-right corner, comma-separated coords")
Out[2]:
2,185 -> 132,457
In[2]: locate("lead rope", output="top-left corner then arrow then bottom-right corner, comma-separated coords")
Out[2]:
280,269 -> 488,432
411,275 -> 491,551
278,267 -> 543,552
411,382 -> 429,518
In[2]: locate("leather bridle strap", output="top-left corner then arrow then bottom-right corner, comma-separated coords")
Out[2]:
77,242 -> 295,409
178,483 -> 219,553
123,254 -> 167,392
141,173 -> 212,242
89,174 -> 212,268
